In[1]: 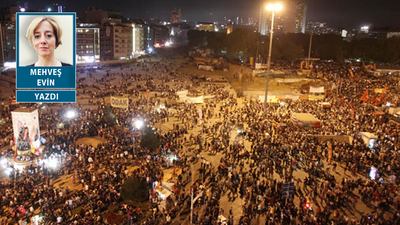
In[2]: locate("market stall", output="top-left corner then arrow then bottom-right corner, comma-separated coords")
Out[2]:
359,132 -> 378,149
292,113 -> 321,128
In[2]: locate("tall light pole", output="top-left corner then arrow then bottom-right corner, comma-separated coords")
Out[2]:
264,3 -> 282,112
307,33 -> 313,69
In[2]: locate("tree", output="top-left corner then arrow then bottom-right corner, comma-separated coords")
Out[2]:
206,32 -> 227,56
140,127 -> 161,153
121,177 -> 149,202
187,30 -> 208,47
226,28 -> 259,63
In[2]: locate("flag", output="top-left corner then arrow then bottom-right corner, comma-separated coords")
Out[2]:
146,89 -> 149,98
300,61 -> 304,70
361,90 -> 369,102
348,69 -> 354,78
18,206 -> 26,214
327,142 -> 332,164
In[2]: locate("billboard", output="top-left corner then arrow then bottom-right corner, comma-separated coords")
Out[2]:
11,108 -> 40,155
16,12 -> 76,103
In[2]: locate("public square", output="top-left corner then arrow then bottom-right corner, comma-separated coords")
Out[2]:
0,49 -> 400,225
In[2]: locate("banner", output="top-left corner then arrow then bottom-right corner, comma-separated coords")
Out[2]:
308,95 -> 324,101
176,90 -> 188,96
110,96 -> 129,108
186,96 -> 204,104
309,86 -> 324,93
259,95 -> 278,103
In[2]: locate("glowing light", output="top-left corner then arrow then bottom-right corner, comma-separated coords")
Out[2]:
237,129 -> 241,133
148,47 -> 153,53
48,158 -> 58,168
4,62 -> 16,69
135,120 -> 144,129
266,3 -> 282,11
47,8 -> 52,12
165,42 -> 170,47
155,43 -> 160,48
20,8 -> 25,12
84,57 -> 95,63
4,168 -> 12,176
1,159 -> 7,168
370,166 -> 377,180
66,110 -> 76,119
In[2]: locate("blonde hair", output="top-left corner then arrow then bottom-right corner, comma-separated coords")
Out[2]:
26,16 -> 62,47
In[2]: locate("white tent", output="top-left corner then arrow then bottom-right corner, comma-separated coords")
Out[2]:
292,113 -> 321,127
309,86 -> 325,93
186,96 -> 204,104
360,132 -> 378,149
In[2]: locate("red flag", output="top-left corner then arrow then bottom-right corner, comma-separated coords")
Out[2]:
18,206 -> 26,214
361,90 -> 369,102
146,89 -> 149,98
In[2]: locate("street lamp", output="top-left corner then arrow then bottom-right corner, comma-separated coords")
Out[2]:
264,3 -> 282,112
132,119 -> 144,155
135,119 -> 144,129
66,110 -> 76,119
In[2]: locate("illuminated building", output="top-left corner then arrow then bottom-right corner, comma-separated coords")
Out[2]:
76,23 -> 100,63
100,20 -> 133,60
198,22 -> 214,32
171,9 -> 182,24
258,3 -> 284,35
294,2 -> 307,33
132,23 -> 145,54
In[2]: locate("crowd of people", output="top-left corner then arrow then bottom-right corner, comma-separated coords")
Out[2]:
0,52 -> 399,225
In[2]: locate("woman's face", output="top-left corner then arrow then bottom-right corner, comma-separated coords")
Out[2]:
33,20 -> 56,58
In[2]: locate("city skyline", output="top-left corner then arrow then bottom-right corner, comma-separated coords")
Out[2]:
1,0 -> 399,29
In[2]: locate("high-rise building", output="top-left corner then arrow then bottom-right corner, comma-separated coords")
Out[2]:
248,17 -> 254,26
171,9 -> 182,24
258,4 -> 269,35
259,0 -> 307,35
132,22 -> 146,53
100,20 -> 133,61
84,7 -> 109,25
306,22 -> 327,34
258,3 -> 285,35
294,2 -> 307,33
0,5 -> 19,64
76,23 -> 100,63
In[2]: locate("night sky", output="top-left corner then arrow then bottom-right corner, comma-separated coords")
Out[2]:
3,0 -> 400,28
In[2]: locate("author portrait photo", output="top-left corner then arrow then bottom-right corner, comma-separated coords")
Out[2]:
25,16 -> 72,67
